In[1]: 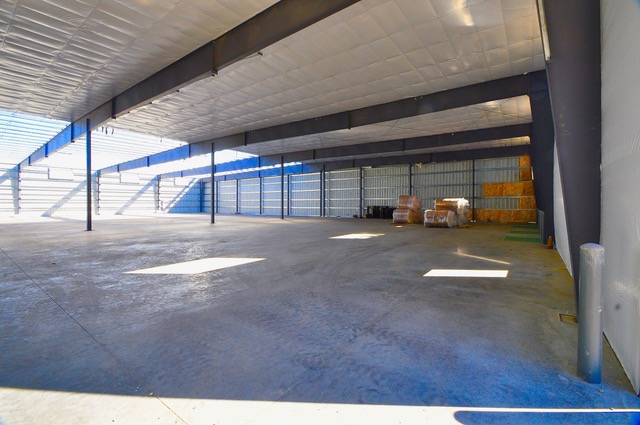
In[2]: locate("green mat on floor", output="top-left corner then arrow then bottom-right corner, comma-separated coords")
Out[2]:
509,230 -> 539,235
504,236 -> 542,243
511,224 -> 538,229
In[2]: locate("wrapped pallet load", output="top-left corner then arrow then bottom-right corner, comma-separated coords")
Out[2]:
444,198 -> 470,226
393,195 -> 422,224
424,210 -> 457,228
432,198 -> 471,228
397,195 -> 422,211
393,207 -> 422,224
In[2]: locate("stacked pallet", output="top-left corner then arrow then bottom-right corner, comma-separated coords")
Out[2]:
424,198 -> 470,228
392,195 -> 422,224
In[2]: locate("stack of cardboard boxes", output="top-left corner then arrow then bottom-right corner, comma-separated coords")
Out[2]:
392,195 -> 422,224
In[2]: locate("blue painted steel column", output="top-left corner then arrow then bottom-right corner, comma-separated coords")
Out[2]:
280,156 -> 284,220
86,119 -> 92,231
210,143 -> 215,224
542,0 -> 601,308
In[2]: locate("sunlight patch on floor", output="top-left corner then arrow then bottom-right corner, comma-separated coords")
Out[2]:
1,388 -> 638,425
424,269 -> 509,278
125,257 -> 265,275
330,233 -> 384,240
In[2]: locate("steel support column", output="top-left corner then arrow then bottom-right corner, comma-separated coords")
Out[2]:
259,177 -> 263,215
528,73 -> 555,244
236,179 -> 240,214
86,119 -> 92,231
210,143 -> 215,223
320,166 -> 325,217
359,167 -> 364,218
472,159 -> 476,221
542,0 -> 601,306
280,156 -> 284,220
287,174 -> 291,216
408,164 -> 413,196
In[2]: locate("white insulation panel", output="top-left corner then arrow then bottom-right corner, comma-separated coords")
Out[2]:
600,0 -> 640,395
553,143 -> 571,276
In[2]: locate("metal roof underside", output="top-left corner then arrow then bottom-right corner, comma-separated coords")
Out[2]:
0,0 -> 544,172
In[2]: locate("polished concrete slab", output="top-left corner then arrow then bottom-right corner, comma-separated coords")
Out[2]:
0,214 -> 639,424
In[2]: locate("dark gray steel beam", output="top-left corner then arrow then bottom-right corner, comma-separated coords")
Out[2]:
214,0 -> 360,71
257,123 -> 530,165
543,0 -> 601,306
528,71 -> 555,244
349,75 -> 530,128
198,145 -> 530,178
246,73 -> 536,145
22,0 -> 361,167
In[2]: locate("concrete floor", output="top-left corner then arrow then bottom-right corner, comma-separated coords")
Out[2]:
1,214 -> 639,424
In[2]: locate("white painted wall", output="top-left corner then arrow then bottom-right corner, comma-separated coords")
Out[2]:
601,0 -> 640,395
553,144 -> 572,276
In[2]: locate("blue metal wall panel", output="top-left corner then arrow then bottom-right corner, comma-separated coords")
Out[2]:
160,177 -> 201,213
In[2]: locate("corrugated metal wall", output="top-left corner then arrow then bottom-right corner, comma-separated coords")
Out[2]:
98,172 -> 157,215
0,156 -> 527,219
20,164 -> 89,215
159,176 -> 201,213
363,165 -> 409,212
412,161 -> 473,211
324,169 -> 360,217
202,181 -> 213,214
0,163 -> 19,214
217,180 -> 237,214
290,173 -> 320,216
262,176 -> 287,216
473,157 -> 521,210
239,178 -> 260,215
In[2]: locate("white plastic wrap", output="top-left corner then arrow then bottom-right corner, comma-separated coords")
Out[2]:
601,0 -> 640,395
424,210 -> 456,228
436,198 -> 470,226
